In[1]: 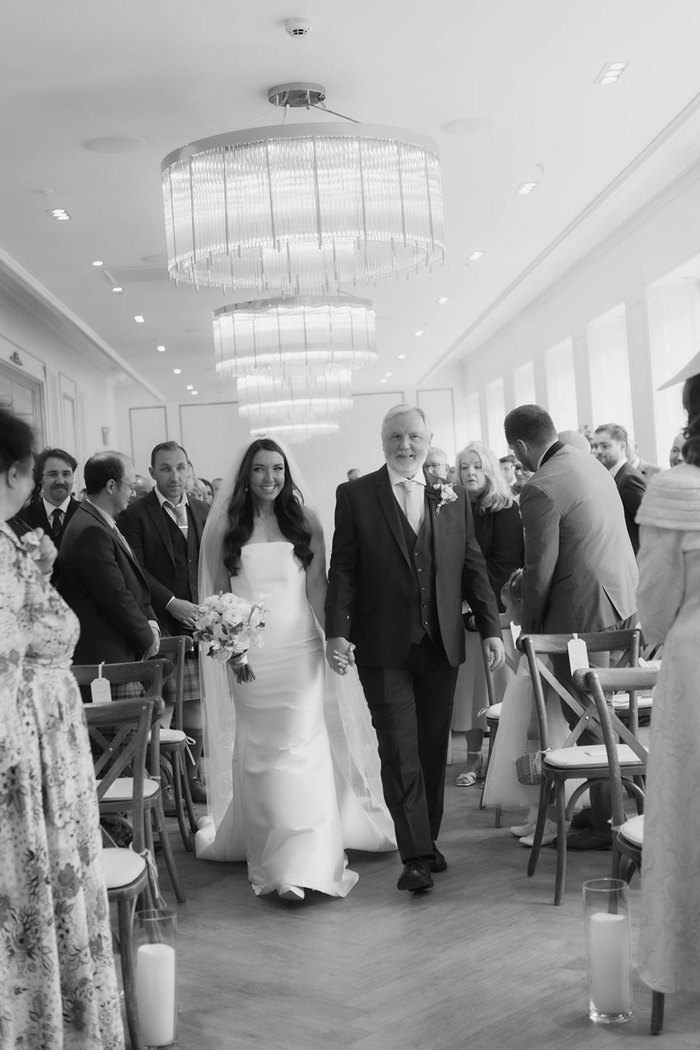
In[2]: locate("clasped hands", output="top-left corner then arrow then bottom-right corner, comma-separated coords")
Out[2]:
325,637 -> 356,676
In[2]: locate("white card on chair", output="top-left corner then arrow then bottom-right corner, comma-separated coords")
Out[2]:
90,663 -> 112,705
568,634 -> 589,674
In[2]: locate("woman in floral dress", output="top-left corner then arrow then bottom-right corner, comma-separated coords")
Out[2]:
0,406 -> 124,1049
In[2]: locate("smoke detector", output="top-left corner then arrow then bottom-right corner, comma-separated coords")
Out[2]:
285,17 -> 312,37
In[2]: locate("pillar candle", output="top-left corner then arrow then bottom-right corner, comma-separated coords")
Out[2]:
588,912 -> 631,1015
136,943 -> 176,1046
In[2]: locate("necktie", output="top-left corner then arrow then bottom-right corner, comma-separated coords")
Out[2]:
165,501 -> 188,533
112,524 -> 134,557
50,508 -> 63,538
399,479 -> 423,534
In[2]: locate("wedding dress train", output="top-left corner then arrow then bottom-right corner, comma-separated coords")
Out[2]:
195,542 -> 395,896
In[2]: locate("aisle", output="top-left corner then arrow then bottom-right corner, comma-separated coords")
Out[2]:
166,744 -> 700,1050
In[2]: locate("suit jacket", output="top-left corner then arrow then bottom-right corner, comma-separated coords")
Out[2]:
613,461 -> 647,554
59,501 -> 156,664
21,496 -> 81,591
473,501 -> 524,611
518,445 -> 638,634
325,466 -> 501,668
118,490 -> 209,634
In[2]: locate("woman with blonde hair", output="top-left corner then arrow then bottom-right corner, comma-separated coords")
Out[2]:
453,441 -> 524,784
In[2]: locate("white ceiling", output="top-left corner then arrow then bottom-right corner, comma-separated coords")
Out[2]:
3,0 -> 700,403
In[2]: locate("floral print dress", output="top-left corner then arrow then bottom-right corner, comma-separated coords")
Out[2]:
0,522 -> 124,1049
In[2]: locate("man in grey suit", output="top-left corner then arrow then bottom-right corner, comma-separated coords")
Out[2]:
504,405 -> 639,848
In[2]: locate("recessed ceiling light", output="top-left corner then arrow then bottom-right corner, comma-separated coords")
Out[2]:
437,296 -> 449,304
398,353 -> 406,360
92,260 -> 104,267
468,251 -> 484,261
112,286 -> 123,293
186,384 -> 194,390
414,329 -> 425,337
385,371 -> 392,377
172,368 -> 182,375
49,208 -> 71,221
379,378 -> 387,384
134,315 -> 145,323
190,390 -> 198,396
595,61 -> 629,85
156,345 -> 166,352
517,182 -> 538,195
82,135 -> 148,154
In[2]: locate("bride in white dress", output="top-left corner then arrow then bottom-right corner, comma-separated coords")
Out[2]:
195,438 -> 395,900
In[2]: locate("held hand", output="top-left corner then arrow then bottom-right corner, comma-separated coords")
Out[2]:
483,636 -> 505,671
325,637 -> 356,676
144,621 -> 161,660
167,597 -> 199,630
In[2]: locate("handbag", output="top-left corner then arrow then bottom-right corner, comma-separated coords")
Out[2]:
516,750 -> 542,786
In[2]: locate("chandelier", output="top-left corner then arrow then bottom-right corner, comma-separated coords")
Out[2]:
161,83 -> 444,296
236,367 -> 353,426
213,296 -> 376,377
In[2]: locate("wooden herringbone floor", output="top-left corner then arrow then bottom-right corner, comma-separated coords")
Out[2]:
154,740 -> 700,1050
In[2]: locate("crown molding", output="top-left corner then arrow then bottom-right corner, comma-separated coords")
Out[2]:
0,247 -> 165,402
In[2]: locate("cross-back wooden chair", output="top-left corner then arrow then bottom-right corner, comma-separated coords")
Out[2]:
576,665 -> 664,1035
71,658 -> 186,905
516,629 -> 646,905
156,635 -> 199,849
84,695 -> 163,1050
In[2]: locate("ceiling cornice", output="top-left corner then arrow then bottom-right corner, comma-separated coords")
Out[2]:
426,87 -> 700,379
0,247 -> 165,402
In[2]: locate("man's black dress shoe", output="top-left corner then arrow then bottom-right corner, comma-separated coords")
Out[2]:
397,858 -> 434,892
571,807 -> 592,830
566,827 -> 612,851
188,776 -> 207,804
429,843 -> 447,873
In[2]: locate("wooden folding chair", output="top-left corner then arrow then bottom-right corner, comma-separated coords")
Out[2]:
72,659 -> 186,905
156,636 -> 199,848
85,695 -> 163,1050
517,629 -> 645,905
576,665 -> 664,1035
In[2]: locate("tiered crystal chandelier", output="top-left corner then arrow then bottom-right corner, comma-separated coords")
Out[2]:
161,84 -> 444,296
161,84 -> 444,441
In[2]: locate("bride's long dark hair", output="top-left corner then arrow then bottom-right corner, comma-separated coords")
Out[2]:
682,374 -> 700,467
223,438 -> 313,576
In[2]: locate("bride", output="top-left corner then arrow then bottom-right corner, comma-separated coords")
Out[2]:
195,437 -> 395,900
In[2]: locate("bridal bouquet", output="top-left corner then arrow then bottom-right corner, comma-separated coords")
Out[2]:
193,593 -> 267,683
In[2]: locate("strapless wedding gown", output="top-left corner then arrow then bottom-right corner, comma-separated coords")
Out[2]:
196,542 -> 395,896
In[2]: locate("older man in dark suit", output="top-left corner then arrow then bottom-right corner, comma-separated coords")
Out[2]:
119,440 -> 209,802
59,452 -> 160,669
504,405 -> 639,849
325,404 -> 503,893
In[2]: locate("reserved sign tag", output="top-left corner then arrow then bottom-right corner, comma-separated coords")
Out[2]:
90,662 -> 111,704
568,634 -> 589,674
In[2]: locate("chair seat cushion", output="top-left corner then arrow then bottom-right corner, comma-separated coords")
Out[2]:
102,847 -> 146,889
485,703 -> 502,720
98,777 -> 160,802
618,814 -> 644,848
157,728 -> 187,745
611,691 -> 653,710
544,743 -> 646,769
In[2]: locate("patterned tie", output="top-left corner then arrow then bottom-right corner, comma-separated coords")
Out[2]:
399,479 -> 423,534
112,524 -> 134,557
50,507 -> 64,538
165,501 -> 188,534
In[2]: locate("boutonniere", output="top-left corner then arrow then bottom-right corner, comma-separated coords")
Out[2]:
430,482 -> 458,515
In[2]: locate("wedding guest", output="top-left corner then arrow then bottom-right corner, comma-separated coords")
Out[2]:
637,357 -> 700,997
195,438 -> 394,899
326,405 -> 503,893
120,441 -> 209,803
211,477 -> 223,498
59,452 -> 160,667
669,429 -> 686,467
592,422 -> 646,553
453,442 -> 524,785
20,447 -> 80,590
498,453 -> 518,490
197,477 -> 214,504
0,406 -> 124,1049
424,447 -> 450,483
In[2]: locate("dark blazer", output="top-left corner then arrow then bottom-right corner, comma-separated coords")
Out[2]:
325,466 -> 501,668
21,496 -> 81,591
472,500 -> 524,611
118,490 -> 209,634
613,461 -> 647,554
519,445 -> 638,634
59,501 -> 156,664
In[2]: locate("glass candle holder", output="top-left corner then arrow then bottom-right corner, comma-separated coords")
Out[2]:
135,909 -> 178,1048
583,878 -> 632,1024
